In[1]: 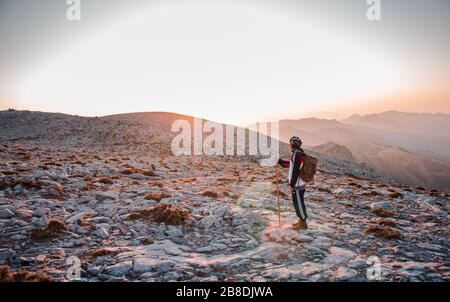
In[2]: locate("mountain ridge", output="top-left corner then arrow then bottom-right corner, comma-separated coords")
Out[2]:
0,110 -> 393,184
277,111 -> 450,191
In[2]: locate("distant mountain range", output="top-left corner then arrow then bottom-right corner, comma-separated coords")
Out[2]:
278,111 -> 450,190
1,109 -> 448,190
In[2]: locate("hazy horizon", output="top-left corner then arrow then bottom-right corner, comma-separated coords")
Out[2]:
1,0 -> 449,125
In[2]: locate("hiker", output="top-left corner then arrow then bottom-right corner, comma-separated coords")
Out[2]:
277,136 -> 308,230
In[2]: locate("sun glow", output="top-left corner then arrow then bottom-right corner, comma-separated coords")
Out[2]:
12,0 -> 414,124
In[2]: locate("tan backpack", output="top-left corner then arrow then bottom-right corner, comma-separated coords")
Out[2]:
299,152 -> 318,183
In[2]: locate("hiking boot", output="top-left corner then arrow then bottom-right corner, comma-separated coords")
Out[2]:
292,219 -> 302,228
293,220 -> 308,230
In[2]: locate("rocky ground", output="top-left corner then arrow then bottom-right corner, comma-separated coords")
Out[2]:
0,110 -> 448,282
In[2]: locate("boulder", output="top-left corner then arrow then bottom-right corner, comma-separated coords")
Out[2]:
94,226 -> 110,239
370,201 -> 392,211
66,212 -> 87,224
0,208 -> 15,219
95,192 -> 118,202
104,261 -> 133,276
10,234 -> 28,241
198,215 -> 220,230
0,249 -> 16,263
133,258 -> 174,273
333,188 -> 351,195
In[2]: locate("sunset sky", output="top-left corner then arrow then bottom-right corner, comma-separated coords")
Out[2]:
1,0 -> 449,125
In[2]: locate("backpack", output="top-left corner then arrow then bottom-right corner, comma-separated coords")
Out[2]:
299,152 -> 317,183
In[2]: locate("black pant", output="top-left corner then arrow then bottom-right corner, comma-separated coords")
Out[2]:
292,189 -> 307,220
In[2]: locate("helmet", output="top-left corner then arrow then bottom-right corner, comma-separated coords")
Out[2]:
289,136 -> 302,149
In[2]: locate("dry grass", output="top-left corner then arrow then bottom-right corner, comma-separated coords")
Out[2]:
141,169 -> 156,177
40,190 -> 64,200
341,202 -> 354,208
98,177 -> 114,185
148,181 -> 164,188
221,187 -> 236,198
0,177 -> 41,190
317,187 -> 332,194
334,193 -> 358,200
1,170 -> 19,175
90,248 -> 122,257
211,265 -> 227,272
128,203 -> 191,225
276,254 -> 289,261
81,183 -> 96,191
69,174 -> 85,178
193,270 -> 209,277
362,190 -> 380,196
18,152 -> 32,160
140,237 -> 154,245
0,266 -> 52,282
388,192 -> 404,199
30,220 -> 68,241
176,178 -> 197,183
121,169 -> 135,175
43,161 -> 62,167
121,165 -> 156,177
272,190 -> 288,198
217,177 -> 234,182
144,192 -> 173,201
372,208 -> 395,218
345,173 -> 364,180
364,225 -> 401,240
14,178 -> 42,189
15,167 -> 31,172
428,191 -> 440,197
308,195 -> 325,202
202,190 -> 219,198
377,218 -> 397,227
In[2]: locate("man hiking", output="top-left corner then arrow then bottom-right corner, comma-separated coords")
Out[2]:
277,136 -> 308,230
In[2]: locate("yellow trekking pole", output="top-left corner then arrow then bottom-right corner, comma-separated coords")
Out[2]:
275,165 -> 281,228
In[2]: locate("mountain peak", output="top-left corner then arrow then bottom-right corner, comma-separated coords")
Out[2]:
311,141 -> 354,162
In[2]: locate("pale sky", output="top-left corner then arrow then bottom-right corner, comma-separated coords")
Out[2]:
1,0 -> 449,125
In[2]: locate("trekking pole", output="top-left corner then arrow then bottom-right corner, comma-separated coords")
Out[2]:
275,165 -> 281,228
